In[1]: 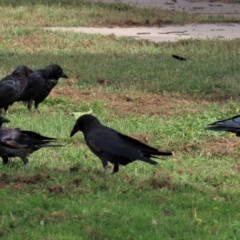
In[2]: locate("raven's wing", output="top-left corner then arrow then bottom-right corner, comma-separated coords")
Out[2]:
206,115 -> 240,136
0,81 -> 17,100
86,127 -> 165,164
19,73 -> 44,100
113,129 -> 171,156
86,127 -> 147,159
0,129 -> 28,149
19,130 -> 56,141
0,128 -> 57,149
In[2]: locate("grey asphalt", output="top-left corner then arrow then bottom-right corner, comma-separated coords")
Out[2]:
47,23 -> 240,43
46,1 -> 240,42
96,0 -> 240,15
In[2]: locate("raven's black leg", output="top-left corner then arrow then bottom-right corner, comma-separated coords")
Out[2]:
2,155 -> 9,164
101,158 -> 108,176
27,100 -> 33,111
112,163 -> 119,174
34,102 -> 40,113
4,106 -> 9,114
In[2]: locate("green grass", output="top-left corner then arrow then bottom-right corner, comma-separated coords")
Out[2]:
0,0 -> 239,28
1,1 -> 240,239
0,28 -> 240,95
1,97 -> 240,239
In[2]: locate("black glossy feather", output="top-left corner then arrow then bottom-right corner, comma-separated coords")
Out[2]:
206,115 -> 240,136
70,114 -> 172,174
0,117 -> 63,166
0,66 -> 33,113
18,64 -> 68,111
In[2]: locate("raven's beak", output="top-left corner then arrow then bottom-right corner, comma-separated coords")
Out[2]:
61,72 -> 68,79
70,125 -> 78,137
0,117 -> 10,123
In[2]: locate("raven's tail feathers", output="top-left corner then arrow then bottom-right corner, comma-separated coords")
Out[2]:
32,144 -> 64,151
141,150 -> 172,165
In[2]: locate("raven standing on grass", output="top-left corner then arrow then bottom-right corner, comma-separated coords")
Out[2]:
18,64 -> 68,111
0,116 -> 62,168
0,66 -> 33,114
206,115 -> 240,136
70,114 -> 172,174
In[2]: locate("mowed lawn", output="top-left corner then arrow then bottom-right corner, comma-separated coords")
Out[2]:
1,1 -> 240,239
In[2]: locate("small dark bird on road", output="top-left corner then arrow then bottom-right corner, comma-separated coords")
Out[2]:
0,66 -> 33,114
206,115 -> 240,136
18,64 -> 68,111
70,114 -> 172,174
0,117 -> 62,167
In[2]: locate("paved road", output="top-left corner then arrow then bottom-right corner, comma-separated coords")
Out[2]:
96,0 -> 240,15
47,1 -> 240,42
47,23 -> 240,43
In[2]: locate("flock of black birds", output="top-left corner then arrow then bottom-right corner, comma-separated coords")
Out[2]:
0,64 -> 240,174
0,64 -> 68,113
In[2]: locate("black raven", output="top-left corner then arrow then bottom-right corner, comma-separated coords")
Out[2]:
70,114 -> 172,174
18,64 -> 68,111
0,66 -> 33,114
0,117 -> 62,167
206,115 -> 240,136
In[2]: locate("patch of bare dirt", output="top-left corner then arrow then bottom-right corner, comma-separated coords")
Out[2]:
70,178 -> 83,187
0,173 -> 51,190
136,171 -> 179,191
84,226 -> 104,240
11,32 -> 46,53
43,211 -> 83,222
149,176 -> 174,190
180,137 -> 240,159
202,94 -> 233,103
234,162 -> 240,173
202,137 -> 240,154
44,211 -> 68,221
180,137 -> 240,157
46,185 -> 65,194
50,86 -> 208,117
0,173 -> 10,188
15,173 -> 51,184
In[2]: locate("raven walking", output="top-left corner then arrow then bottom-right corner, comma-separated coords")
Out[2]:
70,114 -> 172,174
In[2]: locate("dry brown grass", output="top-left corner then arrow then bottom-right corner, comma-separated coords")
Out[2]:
50,84 -> 213,117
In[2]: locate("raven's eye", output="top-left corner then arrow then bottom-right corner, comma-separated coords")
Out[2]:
13,72 -> 20,77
